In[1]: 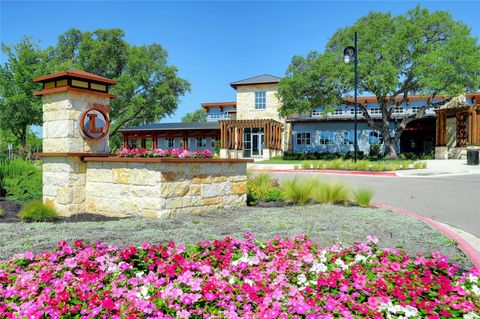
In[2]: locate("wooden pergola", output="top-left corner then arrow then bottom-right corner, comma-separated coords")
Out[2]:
219,119 -> 283,150
435,105 -> 480,147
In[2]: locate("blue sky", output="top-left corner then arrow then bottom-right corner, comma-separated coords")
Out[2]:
1,1 -> 479,124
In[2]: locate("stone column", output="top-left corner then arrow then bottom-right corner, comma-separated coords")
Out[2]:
34,70 -> 116,216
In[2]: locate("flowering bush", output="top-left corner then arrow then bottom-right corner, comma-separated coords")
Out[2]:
1,235 -> 479,318
116,148 -> 213,159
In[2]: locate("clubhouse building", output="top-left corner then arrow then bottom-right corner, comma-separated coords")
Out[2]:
120,74 -> 480,159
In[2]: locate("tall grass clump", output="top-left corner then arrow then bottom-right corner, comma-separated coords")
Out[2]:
247,173 -> 283,204
19,201 -> 58,222
282,178 -> 316,204
413,161 -> 427,169
311,180 -> 350,204
353,188 -> 374,207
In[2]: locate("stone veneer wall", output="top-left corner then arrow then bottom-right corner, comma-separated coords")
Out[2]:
236,84 -> 284,123
84,160 -> 247,218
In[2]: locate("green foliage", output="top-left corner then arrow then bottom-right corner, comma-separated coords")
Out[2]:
413,161 -> 427,169
311,180 -> 350,204
247,173 -> 283,205
353,188 -> 375,207
19,201 -> 58,222
2,29 -> 190,150
0,158 -> 42,203
278,6 -> 480,158
0,205 -> 4,217
0,37 -> 48,147
281,178 -> 315,204
181,109 -> 207,123
291,159 -> 415,171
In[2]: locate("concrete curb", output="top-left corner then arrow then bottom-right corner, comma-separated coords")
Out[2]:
249,169 -> 397,177
373,202 -> 480,267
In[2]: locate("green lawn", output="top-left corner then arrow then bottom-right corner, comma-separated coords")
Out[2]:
0,204 -> 469,270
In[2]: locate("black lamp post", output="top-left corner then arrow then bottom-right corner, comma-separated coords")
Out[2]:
343,32 -> 358,162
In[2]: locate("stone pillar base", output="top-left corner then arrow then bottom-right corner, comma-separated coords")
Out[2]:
435,146 -> 448,160
220,148 -> 229,159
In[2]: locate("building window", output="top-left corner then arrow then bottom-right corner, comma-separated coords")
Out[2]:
411,106 -> 421,113
350,109 -> 362,115
211,137 -> 216,147
296,132 -> 311,145
196,137 -> 207,147
319,131 -> 334,145
370,108 -> 381,115
312,108 -> 322,116
167,138 -> 175,148
255,91 -> 266,109
342,131 -> 354,145
369,131 -> 384,144
331,109 -> 343,115
392,107 -> 404,114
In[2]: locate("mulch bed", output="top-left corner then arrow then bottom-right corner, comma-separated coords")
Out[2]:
0,199 -> 127,223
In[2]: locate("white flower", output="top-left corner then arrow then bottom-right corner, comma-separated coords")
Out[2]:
135,271 -> 144,278
335,258 -> 349,271
229,277 -> 236,284
232,253 -> 255,266
136,285 -> 150,300
244,278 -> 254,286
464,312 -> 480,319
471,284 -> 480,296
467,274 -> 478,283
309,262 -> 328,273
296,274 -> 307,285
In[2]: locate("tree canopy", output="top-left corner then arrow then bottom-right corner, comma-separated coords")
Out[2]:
278,6 -> 480,158
0,37 -> 48,148
0,29 -> 191,150
181,108 -> 207,123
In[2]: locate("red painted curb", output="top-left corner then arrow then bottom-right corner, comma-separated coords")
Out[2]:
373,202 -> 480,267
249,169 -> 397,177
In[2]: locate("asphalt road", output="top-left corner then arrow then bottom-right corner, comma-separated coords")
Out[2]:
269,172 -> 480,237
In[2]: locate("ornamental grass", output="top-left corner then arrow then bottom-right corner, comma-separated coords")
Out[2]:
0,235 -> 479,318
282,178 -> 316,204
352,187 -> 375,208
311,180 -> 350,205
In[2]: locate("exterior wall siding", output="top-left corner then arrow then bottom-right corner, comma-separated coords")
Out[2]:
291,122 -> 398,154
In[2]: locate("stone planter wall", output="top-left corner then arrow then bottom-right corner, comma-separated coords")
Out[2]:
83,158 -> 248,218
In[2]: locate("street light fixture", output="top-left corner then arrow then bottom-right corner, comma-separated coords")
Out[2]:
343,32 -> 358,162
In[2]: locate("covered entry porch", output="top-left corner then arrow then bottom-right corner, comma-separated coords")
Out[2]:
434,103 -> 480,159
219,119 -> 283,159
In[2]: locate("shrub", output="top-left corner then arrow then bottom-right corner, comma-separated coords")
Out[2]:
353,187 -> 374,207
413,161 -> 427,169
369,143 -> 382,160
301,161 -> 312,169
0,158 -> 42,203
0,205 -> 4,217
311,180 -> 349,204
247,173 -> 283,204
19,201 -> 58,222
282,178 -> 316,204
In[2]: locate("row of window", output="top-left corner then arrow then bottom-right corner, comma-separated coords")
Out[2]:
311,106 -> 437,116
296,131 -> 384,145
208,113 -> 231,119
163,137 -> 216,148
255,91 -> 266,109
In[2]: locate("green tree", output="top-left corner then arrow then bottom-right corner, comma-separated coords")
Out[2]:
48,28 -> 191,147
0,37 -> 47,148
278,6 -> 480,158
181,108 -> 207,123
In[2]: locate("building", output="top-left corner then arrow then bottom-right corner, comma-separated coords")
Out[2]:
121,74 -> 480,159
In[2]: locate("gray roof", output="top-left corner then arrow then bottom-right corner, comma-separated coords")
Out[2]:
230,74 -> 281,87
119,121 -> 220,132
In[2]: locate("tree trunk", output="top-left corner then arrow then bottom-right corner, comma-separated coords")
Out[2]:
20,126 -> 27,149
384,138 -> 398,160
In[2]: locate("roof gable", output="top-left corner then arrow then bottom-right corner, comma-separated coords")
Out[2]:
230,74 -> 281,88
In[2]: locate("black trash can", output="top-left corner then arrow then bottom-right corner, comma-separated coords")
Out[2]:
467,150 -> 480,165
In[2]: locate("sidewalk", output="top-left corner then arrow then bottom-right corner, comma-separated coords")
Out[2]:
248,159 -> 480,177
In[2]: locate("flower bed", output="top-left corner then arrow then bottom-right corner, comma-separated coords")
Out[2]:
1,235 -> 479,318
116,148 -> 213,159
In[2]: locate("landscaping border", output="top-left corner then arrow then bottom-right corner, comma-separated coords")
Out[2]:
249,168 -> 397,177
373,202 -> 480,266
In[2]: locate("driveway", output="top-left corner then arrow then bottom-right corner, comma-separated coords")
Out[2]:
269,172 -> 480,237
